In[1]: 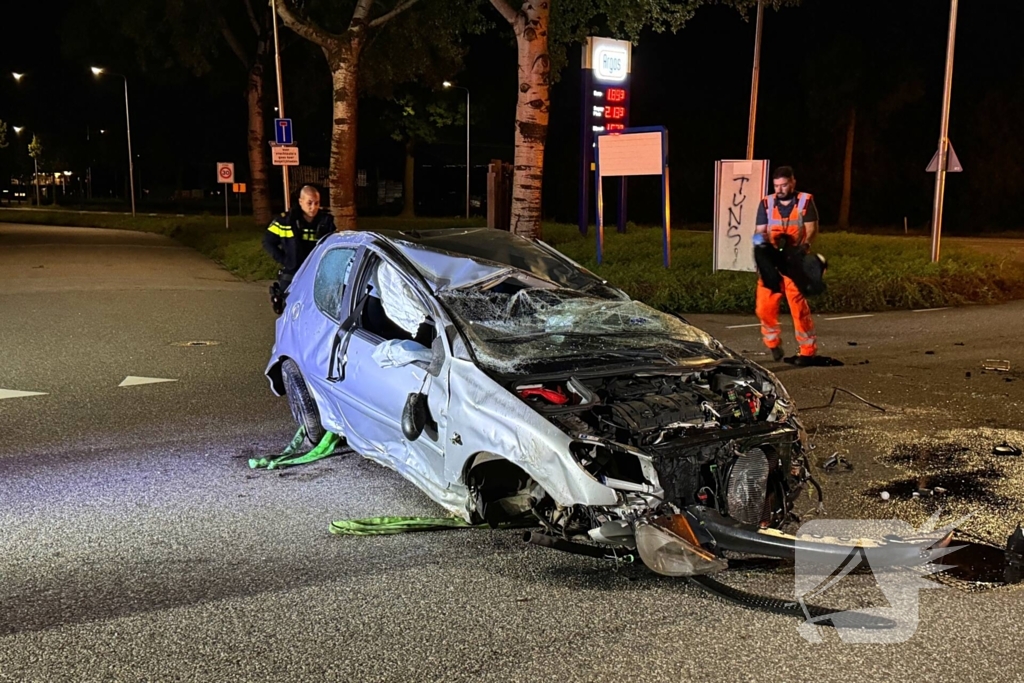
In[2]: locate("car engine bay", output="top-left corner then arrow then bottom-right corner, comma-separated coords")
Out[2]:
506,360 -> 815,543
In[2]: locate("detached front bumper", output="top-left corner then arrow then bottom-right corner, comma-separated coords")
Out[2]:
635,507 -> 953,577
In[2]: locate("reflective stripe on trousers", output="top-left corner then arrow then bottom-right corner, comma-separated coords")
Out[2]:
755,274 -> 818,356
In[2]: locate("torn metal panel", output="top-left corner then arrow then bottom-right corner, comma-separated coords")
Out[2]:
444,357 -> 619,509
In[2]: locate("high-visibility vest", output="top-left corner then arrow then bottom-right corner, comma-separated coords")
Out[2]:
765,192 -> 812,247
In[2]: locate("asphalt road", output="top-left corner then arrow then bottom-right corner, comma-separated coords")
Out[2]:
2,223 -> 1023,683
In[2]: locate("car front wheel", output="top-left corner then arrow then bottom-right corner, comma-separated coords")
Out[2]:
281,358 -> 326,446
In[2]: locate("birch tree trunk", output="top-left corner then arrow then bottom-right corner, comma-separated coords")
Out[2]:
838,106 -> 856,231
492,0 -> 550,240
326,41 -> 362,230
246,41 -> 272,228
276,0 -> 424,231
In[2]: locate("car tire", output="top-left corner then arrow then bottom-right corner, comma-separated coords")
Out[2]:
281,358 -> 325,446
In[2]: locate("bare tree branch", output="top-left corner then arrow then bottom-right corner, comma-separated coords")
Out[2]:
275,0 -> 336,47
206,0 -> 250,67
367,0 -> 421,28
352,0 -> 375,25
242,0 -> 262,35
488,0 -> 518,25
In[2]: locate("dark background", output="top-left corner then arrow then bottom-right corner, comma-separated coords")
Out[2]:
1,0 -> 1021,231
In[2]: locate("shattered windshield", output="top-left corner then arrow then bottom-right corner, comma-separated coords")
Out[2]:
440,288 -> 722,374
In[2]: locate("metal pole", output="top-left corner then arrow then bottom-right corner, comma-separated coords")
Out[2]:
746,0 -> 764,160
124,77 -> 136,217
225,188 -> 230,229
271,0 -> 291,212
465,89 -> 470,219
930,0 -> 959,263
34,157 -> 40,206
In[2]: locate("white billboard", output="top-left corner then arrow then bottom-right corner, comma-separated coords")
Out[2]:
596,131 -> 663,177
713,160 -> 768,273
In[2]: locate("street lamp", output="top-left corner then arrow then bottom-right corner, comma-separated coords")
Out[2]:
91,66 -> 136,217
12,72 -> 25,82
13,126 -> 24,134
443,81 -> 470,220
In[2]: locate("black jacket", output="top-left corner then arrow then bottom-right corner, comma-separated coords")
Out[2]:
262,207 -> 336,276
755,239 -> 827,297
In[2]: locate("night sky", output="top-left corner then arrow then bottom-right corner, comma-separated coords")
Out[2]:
2,0 -> 1022,230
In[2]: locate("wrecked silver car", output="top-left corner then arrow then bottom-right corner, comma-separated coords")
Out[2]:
265,228 -> 952,583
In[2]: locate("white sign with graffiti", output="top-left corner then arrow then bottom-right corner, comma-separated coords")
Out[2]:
713,160 -> 768,273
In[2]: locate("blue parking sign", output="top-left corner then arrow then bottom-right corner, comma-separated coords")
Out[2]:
274,118 -> 293,145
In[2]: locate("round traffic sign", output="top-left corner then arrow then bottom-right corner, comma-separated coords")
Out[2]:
219,166 -> 232,179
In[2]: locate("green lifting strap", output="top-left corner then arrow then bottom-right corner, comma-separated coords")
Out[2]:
329,516 -> 539,536
329,516 -> 491,536
249,428 -> 345,470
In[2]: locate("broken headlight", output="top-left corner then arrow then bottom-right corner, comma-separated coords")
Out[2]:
635,515 -> 728,576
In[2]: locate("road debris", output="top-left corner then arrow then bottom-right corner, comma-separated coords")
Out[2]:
993,443 -> 1023,456
983,359 -> 1011,372
784,355 -> 844,367
822,452 -> 853,472
802,386 -> 886,413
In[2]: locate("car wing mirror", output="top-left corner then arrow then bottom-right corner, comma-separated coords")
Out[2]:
402,392 -> 428,441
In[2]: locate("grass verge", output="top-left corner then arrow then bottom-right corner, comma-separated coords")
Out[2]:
4,208 -> 1023,314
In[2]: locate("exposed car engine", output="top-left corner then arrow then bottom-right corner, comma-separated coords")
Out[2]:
512,360 -> 814,537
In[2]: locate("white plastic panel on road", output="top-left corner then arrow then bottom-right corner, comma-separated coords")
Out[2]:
118,376 -> 178,388
0,388 -> 48,400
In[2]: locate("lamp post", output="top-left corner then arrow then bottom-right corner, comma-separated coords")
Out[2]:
91,67 -> 136,217
745,0 -> 764,160
929,0 -> 960,263
443,81 -> 470,220
12,72 -> 25,82
270,0 -> 291,212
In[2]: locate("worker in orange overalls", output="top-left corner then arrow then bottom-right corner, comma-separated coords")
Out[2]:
754,166 -> 820,366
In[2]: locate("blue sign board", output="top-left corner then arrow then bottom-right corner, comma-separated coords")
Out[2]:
274,118 -> 294,145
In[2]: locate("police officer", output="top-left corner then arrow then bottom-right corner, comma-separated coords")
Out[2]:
263,185 -> 336,313
753,166 -> 820,365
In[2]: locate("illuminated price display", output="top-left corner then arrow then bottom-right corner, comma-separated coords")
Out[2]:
579,36 -> 633,235
590,86 -> 630,134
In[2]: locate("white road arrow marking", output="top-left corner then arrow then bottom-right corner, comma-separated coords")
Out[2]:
0,388 -> 48,400
119,376 -> 178,388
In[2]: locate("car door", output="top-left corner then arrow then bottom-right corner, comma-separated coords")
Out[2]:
333,249 -> 451,495
301,244 -> 361,434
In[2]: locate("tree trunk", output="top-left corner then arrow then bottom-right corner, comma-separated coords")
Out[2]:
400,139 -> 416,217
838,105 -> 855,231
508,1 -> 550,239
246,40 -> 272,228
326,41 -> 361,230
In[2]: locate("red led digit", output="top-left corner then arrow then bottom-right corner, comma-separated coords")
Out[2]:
603,106 -> 626,120
606,123 -> 625,131
606,88 -> 626,103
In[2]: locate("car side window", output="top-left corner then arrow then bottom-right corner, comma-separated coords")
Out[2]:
313,247 -> 357,321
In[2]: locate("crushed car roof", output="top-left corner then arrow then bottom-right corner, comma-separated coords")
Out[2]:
369,228 -> 603,291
